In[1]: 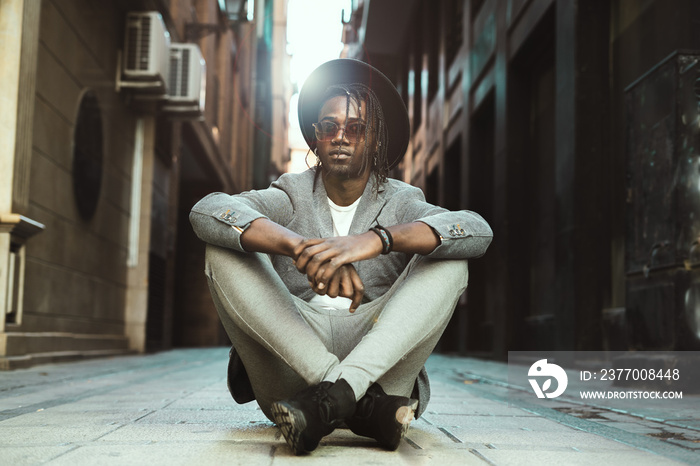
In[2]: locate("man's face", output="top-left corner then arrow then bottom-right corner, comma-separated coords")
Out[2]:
315,95 -> 372,180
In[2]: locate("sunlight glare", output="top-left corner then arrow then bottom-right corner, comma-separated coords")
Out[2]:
287,0 -> 351,173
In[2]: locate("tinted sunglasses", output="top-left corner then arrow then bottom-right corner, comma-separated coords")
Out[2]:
312,121 -> 367,142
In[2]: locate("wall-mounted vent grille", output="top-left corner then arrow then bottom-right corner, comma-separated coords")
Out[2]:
169,48 -> 193,98
139,16 -> 151,70
126,24 -> 139,69
164,43 -> 205,117
121,11 -> 170,92
168,54 -> 178,95
180,49 -> 190,97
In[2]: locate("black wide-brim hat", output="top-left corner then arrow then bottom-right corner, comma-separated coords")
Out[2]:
298,59 -> 410,169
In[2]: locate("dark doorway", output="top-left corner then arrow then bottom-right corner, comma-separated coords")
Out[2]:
172,141 -> 228,347
466,91 -> 495,353
507,5 -> 556,350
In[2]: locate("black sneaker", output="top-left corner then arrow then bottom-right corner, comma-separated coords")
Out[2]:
271,379 -> 356,455
345,383 -> 418,450
226,347 -> 255,404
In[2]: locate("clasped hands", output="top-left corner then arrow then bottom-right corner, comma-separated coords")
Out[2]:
292,232 -> 383,312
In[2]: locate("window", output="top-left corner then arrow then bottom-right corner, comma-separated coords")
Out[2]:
446,0 -> 464,67
72,91 -> 104,220
4,242 -> 22,324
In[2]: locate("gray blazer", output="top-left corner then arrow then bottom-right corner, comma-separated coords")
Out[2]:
190,168 -> 493,412
189,168 -> 493,302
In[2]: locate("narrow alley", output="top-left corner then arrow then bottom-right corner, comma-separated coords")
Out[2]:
1,349 -> 697,465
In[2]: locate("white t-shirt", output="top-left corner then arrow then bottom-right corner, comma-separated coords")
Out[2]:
308,196 -> 361,309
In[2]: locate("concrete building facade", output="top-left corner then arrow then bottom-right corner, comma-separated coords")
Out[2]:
0,0 -> 290,368
342,0 -> 700,356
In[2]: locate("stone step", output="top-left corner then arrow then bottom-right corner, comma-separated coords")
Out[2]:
0,348 -> 134,370
0,332 -> 130,369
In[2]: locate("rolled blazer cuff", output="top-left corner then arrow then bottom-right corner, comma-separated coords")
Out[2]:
189,192 -> 269,252
418,211 -> 493,259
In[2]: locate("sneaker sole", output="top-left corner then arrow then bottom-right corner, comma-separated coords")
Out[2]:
355,398 -> 418,451
271,401 -> 308,455
396,403 -> 416,425
391,399 -> 418,448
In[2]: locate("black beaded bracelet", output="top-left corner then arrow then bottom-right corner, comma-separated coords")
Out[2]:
370,225 -> 393,255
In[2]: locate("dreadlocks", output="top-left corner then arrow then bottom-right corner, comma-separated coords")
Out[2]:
312,83 -> 389,189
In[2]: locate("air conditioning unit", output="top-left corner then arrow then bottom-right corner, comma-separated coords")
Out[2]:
162,43 -> 206,116
121,11 -> 170,93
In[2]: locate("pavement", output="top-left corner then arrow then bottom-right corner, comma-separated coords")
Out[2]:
0,348 -> 698,465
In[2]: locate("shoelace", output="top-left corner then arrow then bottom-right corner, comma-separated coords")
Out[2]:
310,384 -> 332,402
311,386 -> 335,423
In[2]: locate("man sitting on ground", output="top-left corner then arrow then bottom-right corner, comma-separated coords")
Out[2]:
190,58 -> 493,455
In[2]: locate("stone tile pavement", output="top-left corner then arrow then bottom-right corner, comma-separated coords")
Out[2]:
0,348 -> 698,465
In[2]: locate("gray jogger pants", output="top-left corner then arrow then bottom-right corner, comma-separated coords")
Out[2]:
204,244 -> 469,420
